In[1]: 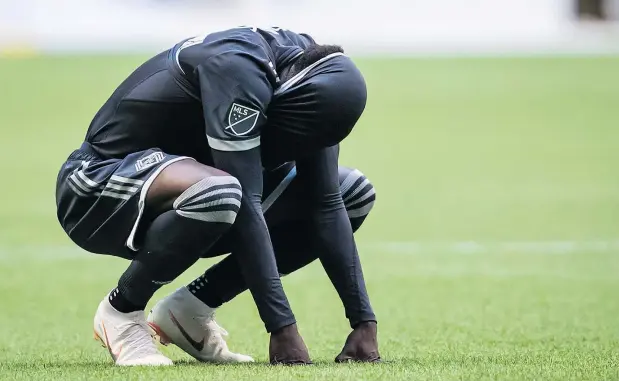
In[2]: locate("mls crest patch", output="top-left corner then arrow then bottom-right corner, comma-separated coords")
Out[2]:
135,151 -> 165,171
225,103 -> 260,136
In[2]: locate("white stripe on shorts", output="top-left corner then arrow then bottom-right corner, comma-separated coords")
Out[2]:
69,174 -> 93,193
110,175 -> 145,186
67,180 -> 88,197
77,170 -> 100,188
100,189 -> 132,201
104,183 -> 140,193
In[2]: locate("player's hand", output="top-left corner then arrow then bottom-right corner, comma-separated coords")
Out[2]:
335,321 -> 381,363
269,323 -> 312,365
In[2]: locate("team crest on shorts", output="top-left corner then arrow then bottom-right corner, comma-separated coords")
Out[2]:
225,103 -> 259,136
135,152 -> 165,171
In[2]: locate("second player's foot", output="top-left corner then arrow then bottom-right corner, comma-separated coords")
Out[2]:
147,287 -> 253,363
335,321 -> 381,363
269,323 -> 312,365
93,294 -> 173,366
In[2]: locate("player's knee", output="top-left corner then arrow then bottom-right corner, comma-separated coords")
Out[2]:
173,175 -> 242,225
341,169 -> 376,220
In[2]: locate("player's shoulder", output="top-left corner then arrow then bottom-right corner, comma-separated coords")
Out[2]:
177,26 -> 314,60
169,27 -> 272,84
171,26 -> 316,90
253,27 -> 316,47
180,28 -> 268,61
203,26 -> 315,60
198,26 -> 315,65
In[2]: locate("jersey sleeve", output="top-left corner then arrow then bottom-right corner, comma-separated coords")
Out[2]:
296,147 -> 376,327
196,45 -> 297,332
197,47 -> 273,152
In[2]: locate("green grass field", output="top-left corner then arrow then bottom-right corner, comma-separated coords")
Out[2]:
0,55 -> 618,380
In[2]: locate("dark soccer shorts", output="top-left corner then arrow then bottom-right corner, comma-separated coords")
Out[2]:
56,143 -> 192,259
56,144 -> 299,260
55,143 -> 368,261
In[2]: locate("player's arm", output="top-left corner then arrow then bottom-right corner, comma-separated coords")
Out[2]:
197,49 -> 295,333
296,146 -> 376,327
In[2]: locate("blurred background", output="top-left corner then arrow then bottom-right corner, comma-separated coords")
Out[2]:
1,0 -> 619,55
0,1 -> 618,379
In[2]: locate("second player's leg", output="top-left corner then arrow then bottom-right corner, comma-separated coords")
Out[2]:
187,165 -> 376,305
182,166 -> 379,362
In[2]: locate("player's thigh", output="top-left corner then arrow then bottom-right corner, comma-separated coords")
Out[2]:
56,148 -> 235,258
56,149 -> 193,258
143,159 -> 230,217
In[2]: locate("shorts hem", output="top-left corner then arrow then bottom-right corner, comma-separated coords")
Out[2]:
125,156 -> 195,251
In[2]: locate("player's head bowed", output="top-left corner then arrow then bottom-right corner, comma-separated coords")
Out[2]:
267,44 -> 367,154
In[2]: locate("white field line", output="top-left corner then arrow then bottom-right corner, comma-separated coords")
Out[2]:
0,240 -> 619,262
361,240 -> 619,255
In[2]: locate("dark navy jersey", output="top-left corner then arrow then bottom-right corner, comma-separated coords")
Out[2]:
166,26 -> 316,156
82,26 -> 373,330
84,26 -> 315,165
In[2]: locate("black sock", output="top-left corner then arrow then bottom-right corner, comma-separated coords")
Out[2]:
189,222 -> 319,308
117,209 -> 233,310
187,273 -> 223,308
109,287 -> 142,313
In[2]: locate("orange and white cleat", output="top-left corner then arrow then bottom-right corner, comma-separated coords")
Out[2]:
147,287 -> 253,363
93,294 -> 173,366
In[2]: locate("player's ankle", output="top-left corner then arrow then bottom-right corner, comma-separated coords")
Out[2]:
271,322 -> 299,337
187,276 -> 224,309
352,320 -> 377,330
108,288 -> 143,313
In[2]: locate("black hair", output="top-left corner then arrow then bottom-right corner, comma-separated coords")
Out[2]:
289,44 -> 344,77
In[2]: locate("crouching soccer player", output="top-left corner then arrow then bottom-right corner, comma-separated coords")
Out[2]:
55,26 -> 379,366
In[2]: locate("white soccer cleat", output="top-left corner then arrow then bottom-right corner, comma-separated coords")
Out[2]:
93,294 -> 173,366
147,287 -> 254,363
